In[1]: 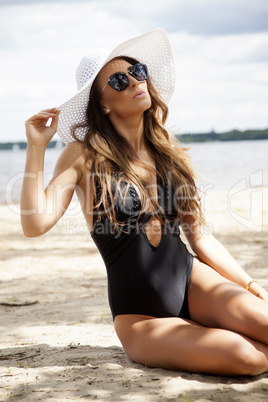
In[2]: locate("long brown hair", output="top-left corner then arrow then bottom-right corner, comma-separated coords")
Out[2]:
71,56 -> 204,228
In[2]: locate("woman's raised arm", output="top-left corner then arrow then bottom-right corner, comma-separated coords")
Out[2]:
20,108 -> 84,237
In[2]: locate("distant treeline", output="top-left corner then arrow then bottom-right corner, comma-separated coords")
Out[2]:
0,140 -> 63,150
1,129 -> 268,149
177,128 -> 268,143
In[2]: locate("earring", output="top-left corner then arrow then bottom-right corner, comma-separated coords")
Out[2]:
106,109 -> 110,113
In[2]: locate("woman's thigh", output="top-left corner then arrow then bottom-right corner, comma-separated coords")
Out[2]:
188,258 -> 268,344
114,314 -> 268,375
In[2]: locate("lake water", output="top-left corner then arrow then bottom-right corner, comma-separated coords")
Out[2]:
1,139 -> 268,205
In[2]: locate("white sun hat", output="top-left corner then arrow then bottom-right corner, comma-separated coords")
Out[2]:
57,29 -> 175,144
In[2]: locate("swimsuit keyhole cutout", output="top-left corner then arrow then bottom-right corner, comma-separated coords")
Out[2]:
144,215 -> 162,248
143,169 -> 163,248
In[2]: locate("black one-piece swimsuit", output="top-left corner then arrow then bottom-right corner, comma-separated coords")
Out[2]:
90,170 -> 193,321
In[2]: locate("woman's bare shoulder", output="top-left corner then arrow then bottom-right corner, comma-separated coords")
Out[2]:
57,142 -> 92,168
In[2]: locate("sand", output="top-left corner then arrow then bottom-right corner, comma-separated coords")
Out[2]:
0,188 -> 268,401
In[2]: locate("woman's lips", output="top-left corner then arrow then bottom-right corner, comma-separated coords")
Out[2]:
133,91 -> 145,99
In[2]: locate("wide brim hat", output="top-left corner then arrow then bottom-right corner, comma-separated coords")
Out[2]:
57,28 -> 175,144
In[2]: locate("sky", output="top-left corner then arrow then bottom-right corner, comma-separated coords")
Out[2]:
0,0 -> 268,142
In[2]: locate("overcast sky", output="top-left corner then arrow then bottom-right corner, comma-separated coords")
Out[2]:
1,0 -> 268,141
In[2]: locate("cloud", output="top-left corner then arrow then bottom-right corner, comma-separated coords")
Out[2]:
0,2 -> 138,50
170,31 -> 268,64
0,0 -> 267,141
149,0 -> 268,35
1,0 -> 268,36
0,2 -> 142,140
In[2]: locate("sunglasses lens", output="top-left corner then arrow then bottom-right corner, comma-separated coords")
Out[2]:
106,63 -> 148,92
131,63 -> 148,81
108,73 -> 129,91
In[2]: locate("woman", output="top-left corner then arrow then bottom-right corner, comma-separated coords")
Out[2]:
21,29 -> 268,376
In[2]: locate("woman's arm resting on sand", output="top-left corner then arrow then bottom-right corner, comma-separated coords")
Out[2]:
20,108 -> 83,237
181,215 -> 268,301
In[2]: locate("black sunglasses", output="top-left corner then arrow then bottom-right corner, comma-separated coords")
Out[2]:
100,63 -> 148,94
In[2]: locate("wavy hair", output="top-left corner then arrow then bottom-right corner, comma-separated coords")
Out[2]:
71,56 -> 204,229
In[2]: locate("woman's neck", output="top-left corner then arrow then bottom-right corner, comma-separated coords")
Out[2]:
109,114 -> 146,154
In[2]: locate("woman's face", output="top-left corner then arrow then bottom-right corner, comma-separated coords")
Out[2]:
97,59 -> 152,119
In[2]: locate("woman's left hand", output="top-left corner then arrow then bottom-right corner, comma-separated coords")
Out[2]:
257,289 -> 268,302
250,282 -> 268,302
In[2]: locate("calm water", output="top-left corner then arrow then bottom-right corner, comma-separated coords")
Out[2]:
187,139 -> 268,191
1,140 -> 268,204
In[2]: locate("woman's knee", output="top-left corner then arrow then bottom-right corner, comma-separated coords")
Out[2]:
122,338 -> 147,365
233,339 -> 267,376
255,308 -> 268,344
119,329 -> 157,366
115,315 -> 157,365
238,303 -> 268,345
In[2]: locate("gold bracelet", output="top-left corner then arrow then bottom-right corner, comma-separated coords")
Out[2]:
246,280 -> 258,291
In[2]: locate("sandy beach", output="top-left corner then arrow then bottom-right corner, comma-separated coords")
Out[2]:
1,187 -> 268,401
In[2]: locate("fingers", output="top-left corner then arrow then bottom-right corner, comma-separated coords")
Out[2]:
50,109 -> 60,131
25,108 -> 60,126
41,107 -> 59,113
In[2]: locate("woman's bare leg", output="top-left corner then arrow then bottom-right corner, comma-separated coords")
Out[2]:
114,258 -> 268,375
188,258 -> 268,345
114,258 -> 268,376
114,314 -> 268,376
